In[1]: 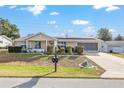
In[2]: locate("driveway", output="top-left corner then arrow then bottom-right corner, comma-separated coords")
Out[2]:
1,78 -> 124,88
86,52 -> 124,78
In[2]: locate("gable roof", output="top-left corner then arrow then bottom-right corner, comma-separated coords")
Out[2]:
14,32 -> 56,41
14,34 -> 35,41
0,35 -> 12,42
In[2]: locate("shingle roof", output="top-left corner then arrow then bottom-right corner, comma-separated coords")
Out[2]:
56,37 -> 96,40
14,34 -> 35,41
14,32 -> 56,41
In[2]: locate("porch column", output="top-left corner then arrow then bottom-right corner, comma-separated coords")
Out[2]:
54,40 -> 58,53
46,40 -> 48,52
26,40 -> 28,49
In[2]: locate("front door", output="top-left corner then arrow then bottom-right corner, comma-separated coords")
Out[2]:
35,41 -> 41,49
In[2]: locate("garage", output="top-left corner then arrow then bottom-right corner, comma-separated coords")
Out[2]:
113,46 -> 124,53
83,43 -> 98,51
105,41 -> 124,53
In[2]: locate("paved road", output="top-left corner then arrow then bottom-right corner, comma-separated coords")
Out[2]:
86,53 -> 124,78
0,78 -> 124,88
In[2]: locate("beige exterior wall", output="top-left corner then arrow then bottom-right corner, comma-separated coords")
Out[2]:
14,41 -> 25,46
66,41 -> 77,47
27,40 -> 54,50
41,41 -> 47,50
28,41 -> 35,48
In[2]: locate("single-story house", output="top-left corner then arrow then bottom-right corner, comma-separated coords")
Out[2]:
14,33 -> 57,52
14,32 -> 103,53
0,35 -> 12,48
103,41 -> 124,53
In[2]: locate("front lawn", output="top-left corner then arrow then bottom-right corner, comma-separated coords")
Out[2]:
0,50 -> 104,78
110,53 -> 124,59
0,64 -> 102,78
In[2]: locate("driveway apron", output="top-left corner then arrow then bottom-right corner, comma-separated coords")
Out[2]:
86,53 -> 124,78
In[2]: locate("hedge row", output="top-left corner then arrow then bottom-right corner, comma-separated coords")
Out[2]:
47,46 -> 83,55
8,46 -> 22,53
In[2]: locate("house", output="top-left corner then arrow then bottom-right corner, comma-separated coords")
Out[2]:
14,32 -> 103,53
103,41 -> 124,53
0,35 -> 12,48
14,33 -> 57,52
56,37 -> 103,53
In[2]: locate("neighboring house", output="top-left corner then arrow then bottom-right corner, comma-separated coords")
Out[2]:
103,41 -> 124,53
14,32 -> 103,53
0,35 -> 12,48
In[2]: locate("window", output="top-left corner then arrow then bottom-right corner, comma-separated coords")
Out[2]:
35,41 -> 41,49
21,45 -> 26,48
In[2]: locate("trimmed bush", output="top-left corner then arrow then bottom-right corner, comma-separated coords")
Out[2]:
77,46 -> 83,55
66,46 -> 72,55
58,48 -> 65,55
47,46 -> 54,55
8,46 -> 22,53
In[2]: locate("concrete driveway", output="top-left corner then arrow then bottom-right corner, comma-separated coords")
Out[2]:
86,52 -> 124,78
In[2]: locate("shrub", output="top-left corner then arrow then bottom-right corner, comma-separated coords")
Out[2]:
47,46 -> 54,55
77,46 -> 83,55
66,46 -> 72,55
8,46 -> 22,53
58,48 -> 65,55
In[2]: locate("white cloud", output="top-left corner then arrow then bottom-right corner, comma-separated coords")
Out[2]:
50,11 -> 59,15
60,33 -> 65,37
93,5 -> 120,12
93,5 -> 109,9
106,6 -> 120,12
67,29 -> 74,33
83,26 -> 96,32
109,28 -> 117,33
0,5 -> 4,7
109,28 -> 118,36
72,19 -> 89,25
9,5 -> 16,9
109,29 -> 114,32
48,20 -> 56,24
20,5 -> 46,16
82,26 -> 96,37
55,25 -> 59,28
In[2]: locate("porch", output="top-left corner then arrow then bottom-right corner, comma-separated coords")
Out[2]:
26,40 -> 55,53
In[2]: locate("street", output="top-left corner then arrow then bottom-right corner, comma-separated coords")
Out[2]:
0,78 -> 124,88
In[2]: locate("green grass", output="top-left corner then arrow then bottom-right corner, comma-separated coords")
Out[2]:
0,64 -> 103,78
110,53 -> 124,59
0,51 -> 104,78
8,53 -> 42,58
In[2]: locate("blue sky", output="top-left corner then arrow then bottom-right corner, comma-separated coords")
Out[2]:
0,5 -> 124,37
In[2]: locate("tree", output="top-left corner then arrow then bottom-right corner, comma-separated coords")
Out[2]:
115,34 -> 123,41
97,28 -> 112,41
0,18 -> 20,39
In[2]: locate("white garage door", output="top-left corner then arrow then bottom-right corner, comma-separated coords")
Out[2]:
113,47 -> 124,53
